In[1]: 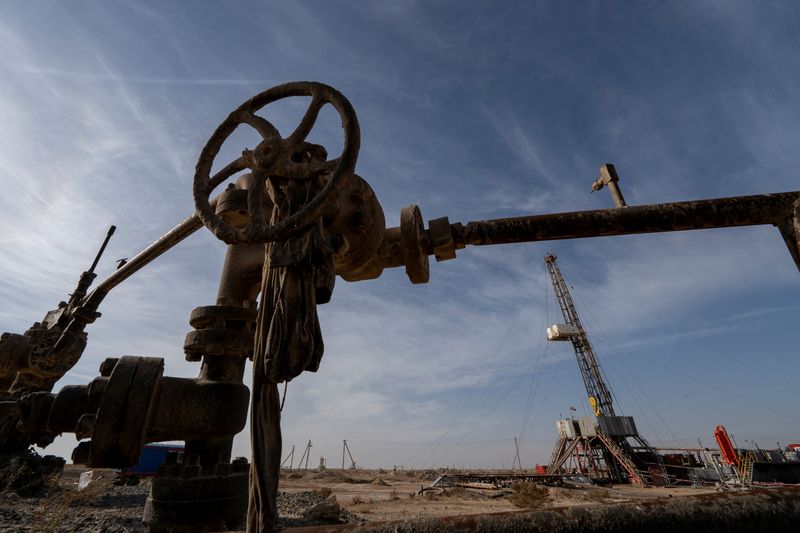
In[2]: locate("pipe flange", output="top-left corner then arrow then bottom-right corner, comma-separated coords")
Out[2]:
88,356 -> 164,467
183,329 -> 255,361
400,205 -> 430,284
188,305 -> 257,330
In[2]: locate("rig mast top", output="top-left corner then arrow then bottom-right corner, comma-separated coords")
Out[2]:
544,254 -> 615,417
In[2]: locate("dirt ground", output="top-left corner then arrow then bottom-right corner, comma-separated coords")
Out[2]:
0,466 -> 148,532
278,468 -> 718,523
0,465 -> 724,532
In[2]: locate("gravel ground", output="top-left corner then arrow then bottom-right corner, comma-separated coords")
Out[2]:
9,467 -> 786,532
0,481 -> 148,533
277,490 -> 363,528
0,478 -> 361,532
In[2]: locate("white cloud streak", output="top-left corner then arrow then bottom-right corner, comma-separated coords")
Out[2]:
3,1 -> 799,468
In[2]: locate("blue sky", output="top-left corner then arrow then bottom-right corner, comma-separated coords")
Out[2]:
1,1 -> 798,468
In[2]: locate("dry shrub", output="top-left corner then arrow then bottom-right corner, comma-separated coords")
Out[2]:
314,487 -> 333,498
1,456 -> 62,497
0,463 -> 29,495
389,490 -> 400,501
509,482 -> 551,509
443,486 -> 467,498
351,495 -> 373,514
35,477 -> 114,533
415,470 -> 438,481
581,489 -> 609,502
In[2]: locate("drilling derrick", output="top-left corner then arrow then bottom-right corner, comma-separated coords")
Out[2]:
544,254 -> 663,485
545,255 -> 615,417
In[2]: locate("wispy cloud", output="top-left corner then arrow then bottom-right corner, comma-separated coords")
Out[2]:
15,66 -> 276,86
4,1 -> 798,468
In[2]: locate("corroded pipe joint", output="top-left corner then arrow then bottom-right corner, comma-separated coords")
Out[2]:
46,377 -> 108,435
53,356 -> 249,468
184,305 -> 258,362
0,333 -> 32,378
146,377 -> 249,442
143,458 -> 250,532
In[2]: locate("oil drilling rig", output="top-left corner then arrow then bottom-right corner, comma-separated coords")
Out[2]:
544,254 -> 664,485
0,81 -> 799,531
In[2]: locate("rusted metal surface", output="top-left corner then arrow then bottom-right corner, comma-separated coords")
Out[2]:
0,226 -> 117,400
66,166 -> 242,336
591,163 -> 627,207
348,191 -> 800,282
399,205 -> 429,284
778,198 -> 800,269
193,81 -> 361,245
1,180 -> 261,527
143,456 -> 250,532
88,356 -> 164,467
4,355 -> 249,469
86,213 -> 205,311
455,191 -> 800,248
325,174 -> 386,280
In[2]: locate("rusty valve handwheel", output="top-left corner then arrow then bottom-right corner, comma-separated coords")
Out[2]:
193,81 -> 360,244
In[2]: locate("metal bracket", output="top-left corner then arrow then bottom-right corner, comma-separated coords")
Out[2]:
591,163 -> 627,208
778,198 -> 800,273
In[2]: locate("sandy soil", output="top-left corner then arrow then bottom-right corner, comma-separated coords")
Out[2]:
0,466 -> 721,532
278,468 -> 718,523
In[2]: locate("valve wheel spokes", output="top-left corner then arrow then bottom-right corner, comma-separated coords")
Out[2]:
285,93 -> 326,148
193,81 -> 360,244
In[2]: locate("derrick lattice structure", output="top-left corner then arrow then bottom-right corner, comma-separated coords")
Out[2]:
543,254 -> 663,485
545,255 -> 615,417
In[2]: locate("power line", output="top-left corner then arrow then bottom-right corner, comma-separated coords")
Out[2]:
572,292 -> 673,448
430,353 -> 543,466
517,268 -> 550,445
630,352 -> 800,423
587,280 -> 800,400
412,304 -> 527,469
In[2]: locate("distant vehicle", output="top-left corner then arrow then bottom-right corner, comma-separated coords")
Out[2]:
563,474 -> 594,487
121,443 -> 184,477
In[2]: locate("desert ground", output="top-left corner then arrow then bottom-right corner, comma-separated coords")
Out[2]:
0,464 -> 726,532
277,467 -> 719,523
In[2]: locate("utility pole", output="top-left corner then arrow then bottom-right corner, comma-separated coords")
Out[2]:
281,445 -> 295,469
297,440 -> 312,471
342,439 -> 357,469
512,437 -> 522,470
